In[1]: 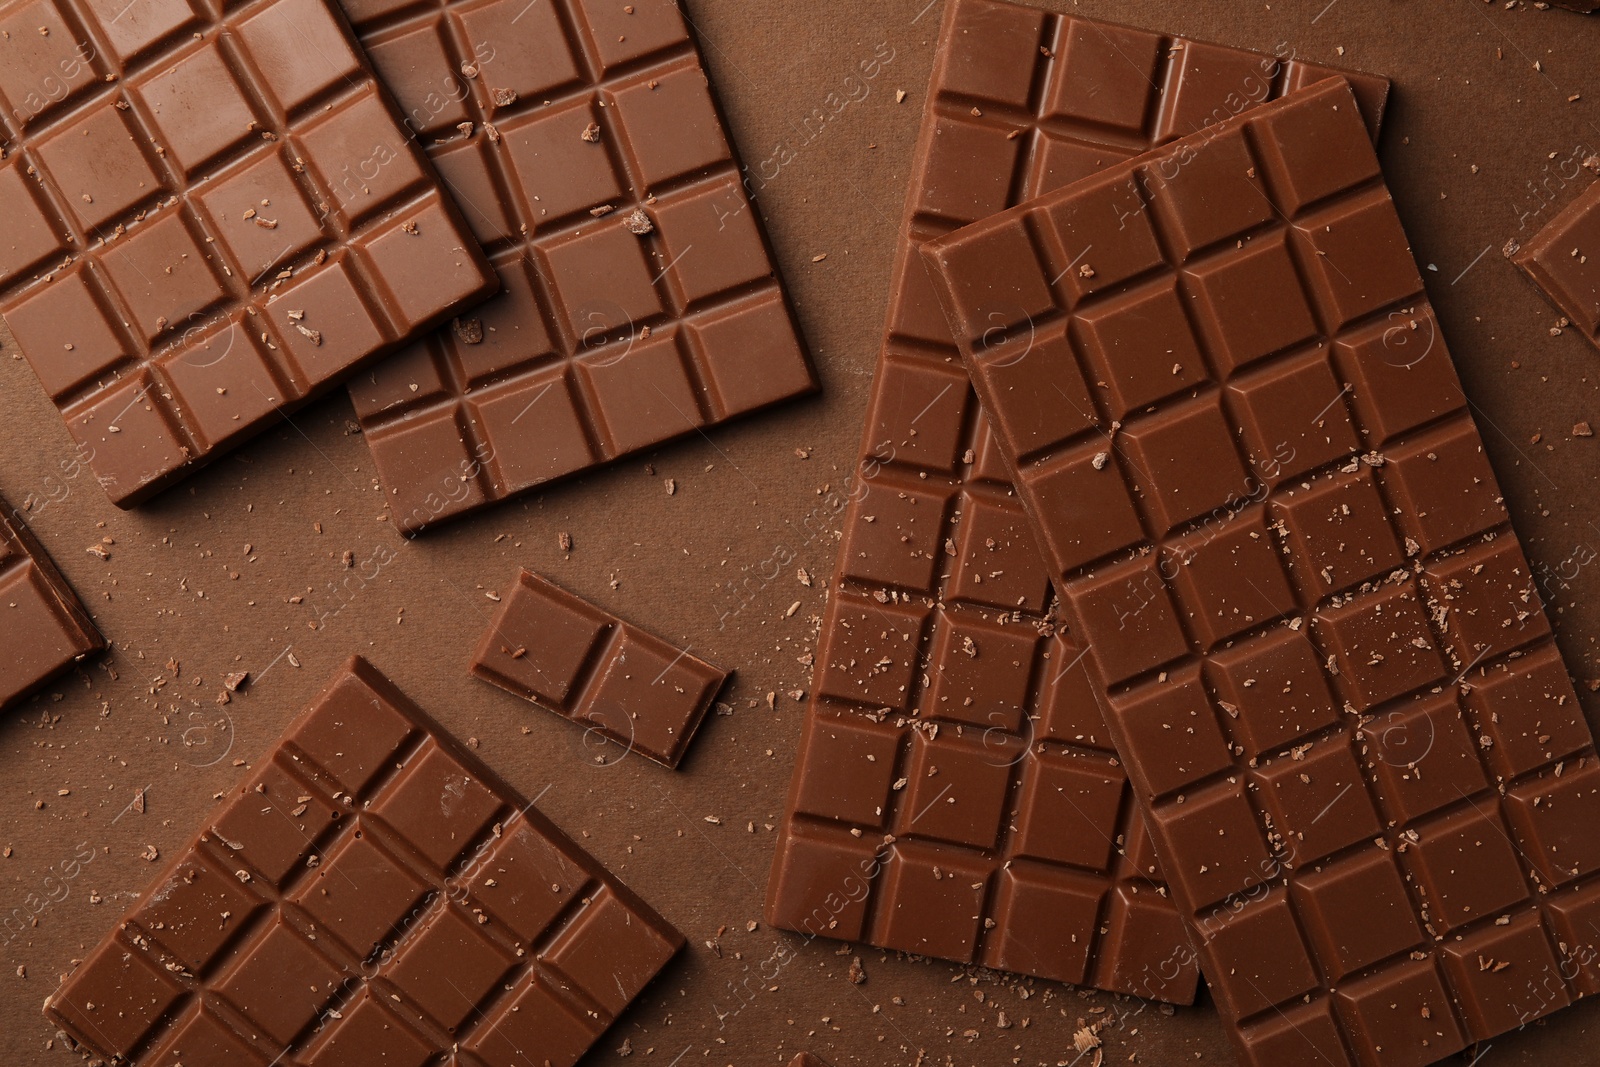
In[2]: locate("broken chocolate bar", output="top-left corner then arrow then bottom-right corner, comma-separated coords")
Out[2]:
471,570 -> 728,768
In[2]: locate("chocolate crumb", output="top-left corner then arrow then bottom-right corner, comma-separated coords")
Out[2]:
624,208 -> 653,235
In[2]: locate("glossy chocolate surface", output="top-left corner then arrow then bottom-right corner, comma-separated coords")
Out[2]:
924,78 -> 1600,1067
0,0 -> 497,506
44,656 -> 682,1067
342,0 -> 817,534
471,569 -> 728,768
765,0 -> 1391,1004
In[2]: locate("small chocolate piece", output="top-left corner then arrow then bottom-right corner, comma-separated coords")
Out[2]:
0,0 -> 497,507
923,78 -> 1600,1067
789,1054 -> 835,1067
767,0 -> 1389,1003
45,656 -> 682,1067
472,571 -> 728,768
1547,0 -> 1600,11
343,0 -> 817,534
1512,179 -> 1600,349
0,492 -> 102,710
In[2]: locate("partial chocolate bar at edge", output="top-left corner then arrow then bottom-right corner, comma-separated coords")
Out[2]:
0,491 -> 103,710
45,655 -> 683,1067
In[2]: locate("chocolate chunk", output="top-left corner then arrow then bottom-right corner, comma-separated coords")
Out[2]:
453,317 -> 485,345
471,571 -> 728,768
343,0 -> 817,534
1511,178 -> 1600,351
922,78 -> 1598,1065
0,0 -> 497,507
766,0 -> 1389,1003
0,492 -> 103,710
44,657 -> 682,1066
625,209 -> 655,236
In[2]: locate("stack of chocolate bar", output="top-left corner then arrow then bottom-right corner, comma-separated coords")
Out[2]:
4,0 -> 1599,1064
3,0 -> 787,1061
769,2 -> 1600,1066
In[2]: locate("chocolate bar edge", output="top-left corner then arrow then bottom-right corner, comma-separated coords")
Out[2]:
0,490 -> 105,710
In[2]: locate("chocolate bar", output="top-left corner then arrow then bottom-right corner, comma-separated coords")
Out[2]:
1510,178 -> 1600,349
922,77 -> 1600,1066
471,570 -> 728,768
765,0 -> 1388,1002
0,0 -> 497,507
341,0 -> 817,534
45,656 -> 682,1067
0,492 -> 102,710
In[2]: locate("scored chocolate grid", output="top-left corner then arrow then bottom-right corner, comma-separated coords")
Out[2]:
767,0 -> 1388,1002
344,0 -> 815,534
47,662 -> 678,1066
0,0 -> 492,505
888,0 -> 1388,303
929,81 -> 1600,1066
777,409 -> 1192,998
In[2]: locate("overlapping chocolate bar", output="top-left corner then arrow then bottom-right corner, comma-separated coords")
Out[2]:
922,77 -> 1600,1067
342,0 -> 817,533
0,0 -> 497,505
766,0 -> 1388,1002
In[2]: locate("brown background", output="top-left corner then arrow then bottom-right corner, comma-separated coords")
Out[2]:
3,0 -> 1600,1064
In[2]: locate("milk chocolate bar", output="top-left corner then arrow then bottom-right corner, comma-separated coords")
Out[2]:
471,570 -> 728,768
765,0 -> 1389,1002
1511,178 -> 1600,349
0,0 -> 497,506
342,0 -> 817,534
923,77 -> 1600,1067
45,656 -> 682,1067
0,492 -> 102,710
